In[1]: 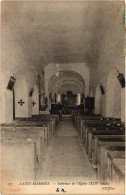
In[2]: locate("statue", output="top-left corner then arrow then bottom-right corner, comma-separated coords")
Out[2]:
49,92 -> 53,102
45,96 -> 48,109
81,93 -> 85,104
54,93 -> 57,103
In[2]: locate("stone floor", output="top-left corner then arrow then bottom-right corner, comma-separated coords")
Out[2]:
39,119 -> 95,181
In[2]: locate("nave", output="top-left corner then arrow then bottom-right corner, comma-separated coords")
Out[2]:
0,1 -> 125,194
40,118 -> 95,180
1,113 -> 125,185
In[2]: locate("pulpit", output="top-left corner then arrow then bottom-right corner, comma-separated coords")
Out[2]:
85,97 -> 94,113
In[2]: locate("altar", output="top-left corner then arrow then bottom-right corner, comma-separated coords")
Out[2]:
61,91 -> 77,107
50,91 -> 85,115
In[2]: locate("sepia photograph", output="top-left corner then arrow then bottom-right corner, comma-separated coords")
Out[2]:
0,0 -> 125,194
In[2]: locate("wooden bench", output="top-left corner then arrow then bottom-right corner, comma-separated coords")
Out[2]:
1,124 -> 47,158
75,115 -> 101,129
82,122 -> 124,144
31,115 -> 56,133
81,116 -> 121,130
38,114 -> 60,126
1,127 -> 44,165
106,151 -> 125,183
85,126 -> 124,150
76,115 -> 120,129
86,129 -> 125,161
111,160 -> 125,184
96,138 -> 125,181
1,139 -> 37,182
12,121 -> 50,146
91,134 -> 125,167
15,118 -> 53,139
50,110 -> 62,119
82,123 -> 124,147
19,116 -> 56,136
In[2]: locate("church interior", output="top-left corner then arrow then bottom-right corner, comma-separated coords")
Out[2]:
0,1 -> 125,192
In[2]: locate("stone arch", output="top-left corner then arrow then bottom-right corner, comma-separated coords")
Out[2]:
0,71 -> 6,123
44,63 -> 89,97
94,84 -> 102,114
57,83 -> 82,94
106,68 -> 121,118
32,83 -> 39,115
0,71 -> 16,123
48,70 -> 85,97
13,89 -> 15,119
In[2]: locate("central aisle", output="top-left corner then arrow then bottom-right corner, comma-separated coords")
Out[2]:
39,118 -> 95,181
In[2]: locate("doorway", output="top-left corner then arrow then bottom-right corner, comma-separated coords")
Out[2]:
13,89 -> 15,119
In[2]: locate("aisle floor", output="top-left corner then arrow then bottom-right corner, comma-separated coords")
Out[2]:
39,119 -> 95,181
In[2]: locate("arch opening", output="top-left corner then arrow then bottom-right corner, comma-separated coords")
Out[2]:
32,83 -> 39,115
14,74 -> 29,118
13,89 -> 15,119
48,70 -> 85,97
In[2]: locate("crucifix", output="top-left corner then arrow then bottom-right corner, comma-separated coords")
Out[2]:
18,99 -> 25,106
32,101 -> 36,106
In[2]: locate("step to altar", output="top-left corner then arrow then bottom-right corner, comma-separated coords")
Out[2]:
62,114 -> 72,120
39,111 -> 50,114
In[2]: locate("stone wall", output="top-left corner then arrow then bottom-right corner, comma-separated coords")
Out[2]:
90,3 -> 125,121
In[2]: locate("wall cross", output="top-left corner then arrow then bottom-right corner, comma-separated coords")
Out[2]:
32,101 -> 36,106
18,99 -> 25,106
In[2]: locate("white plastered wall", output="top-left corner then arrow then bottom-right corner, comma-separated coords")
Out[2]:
0,71 -> 13,123
106,68 -> 122,119
32,83 -> 39,115
14,74 -> 30,118
94,84 -> 102,115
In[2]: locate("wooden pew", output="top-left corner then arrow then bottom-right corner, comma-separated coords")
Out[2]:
1,118 -> 55,157
82,122 -> 124,146
1,114 -> 59,182
17,125 -> 47,157
85,126 -> 125,151
91,134 -> 125,167
106,151 -> 125,184
96,138 -> 125,181
16,117 -> 52,136
32,115 -> 57,132
1,127 -> 44,165
50,110 -> 62,119
1,122 -> 49,149
1,139 -> 37,182
111,160 -> 125,184
75,114 -> 119,129
80,117 -> 121,135
18,122 -> 50,145
13,121 -> 51,146
39,114 -> 60,126
73,114 -> 122,146
75,115 -> 101,129
16,117 -> 55,137
87,129 -> 125,161
74,114 -> 119,128
2,122 -> 48,147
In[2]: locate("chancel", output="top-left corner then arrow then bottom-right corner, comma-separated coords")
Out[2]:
0,1 -> 125,194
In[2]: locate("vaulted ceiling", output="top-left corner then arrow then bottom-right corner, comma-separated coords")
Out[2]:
48,71 -> 85,94
1,1 -> 124,73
